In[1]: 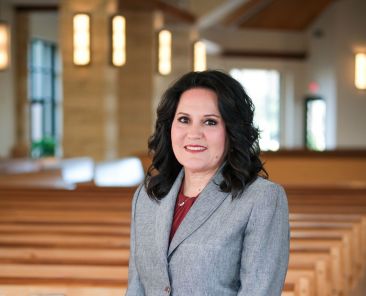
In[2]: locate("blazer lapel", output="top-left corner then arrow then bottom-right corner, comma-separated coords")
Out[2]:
154,170 -> 184,264
168,169 -> 230,257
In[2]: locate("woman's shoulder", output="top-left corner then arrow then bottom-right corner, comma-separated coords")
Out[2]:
132,183 -> 144,199
240,176 -> 287,206
246,176 -> 284,191
131,183 -> 159,208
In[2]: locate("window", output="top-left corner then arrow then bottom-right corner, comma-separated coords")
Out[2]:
230,69 -> 280,151
304,96 -> 326,151
28,39 -> 61,157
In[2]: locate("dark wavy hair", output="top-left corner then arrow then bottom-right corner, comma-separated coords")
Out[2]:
145,70 -> 267,200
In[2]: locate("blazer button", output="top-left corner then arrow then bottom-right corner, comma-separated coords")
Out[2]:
164,286 -> 171,293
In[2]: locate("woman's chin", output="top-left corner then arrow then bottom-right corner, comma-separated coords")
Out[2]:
182,163 -> 219,175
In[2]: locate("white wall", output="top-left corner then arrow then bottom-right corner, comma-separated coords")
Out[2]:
335,0 -> 366,148
306,2 -> 338,149
307,0 -> 366,148
0,0 -> 15,157
29,11 -> 58,43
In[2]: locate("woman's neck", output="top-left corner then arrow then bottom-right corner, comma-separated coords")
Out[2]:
183,169 -> 216,197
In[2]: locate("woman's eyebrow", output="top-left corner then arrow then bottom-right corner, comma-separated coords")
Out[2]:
176,112 -> 221,118
203,114 -> 221,118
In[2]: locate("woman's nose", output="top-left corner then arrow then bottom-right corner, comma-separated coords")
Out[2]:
187,124 -> 203,139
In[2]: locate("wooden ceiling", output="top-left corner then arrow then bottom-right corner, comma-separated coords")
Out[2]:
12,0 -> 335,31
222,0 -> 335,31
119,0 -> 334,31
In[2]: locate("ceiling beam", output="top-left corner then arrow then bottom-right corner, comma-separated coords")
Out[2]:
222,49 -> 307,60
119,0 -> 195,24
222,0 -> 264,26
238,0 -> 334,31
15,5 -> 58,11
196,0 -> 251,29
156,1 -> 196,24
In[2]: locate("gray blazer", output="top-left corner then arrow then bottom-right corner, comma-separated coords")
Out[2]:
126,169 -> 290,296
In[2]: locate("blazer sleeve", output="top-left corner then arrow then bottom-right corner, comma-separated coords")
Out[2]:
237,183 -> 290,296
125,185 -> 145,296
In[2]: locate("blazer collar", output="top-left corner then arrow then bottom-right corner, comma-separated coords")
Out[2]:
167,167 -> 230,257
155,169 -> 184,264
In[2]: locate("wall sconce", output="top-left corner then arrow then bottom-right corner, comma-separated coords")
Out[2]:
73,13 -> 91,66
0,21 -> 10,70
193,40 -> 206,72
355,52 -> 366,90
111,14 -> 126,67
158,29 -> 172,75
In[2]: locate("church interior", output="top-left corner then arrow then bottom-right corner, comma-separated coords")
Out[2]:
0,0 -> 366,295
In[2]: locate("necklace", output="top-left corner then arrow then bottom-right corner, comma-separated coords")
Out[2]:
178,195 -> 195,207
178,182 -> 201,207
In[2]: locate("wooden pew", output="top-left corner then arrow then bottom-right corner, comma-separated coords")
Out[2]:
262,150 -> 366,187
283,277 -> 313,296
291,228 -> 357,287
0,285 -> 126,296
289,220 -> 366,295
290,239 -> 345,296
286,185 -> 366,296
0,169 -> 68,189
290,220 -> 365,274
0,186 -> 133,295
289,252 -> 333,296
0,247 -> 129,265
285,269 -> 315,296
290,220 -> 364,268
0,158 -> 41,175
0,185 -> 302,296
0,264 -> 128,284
1,182 -> 366,296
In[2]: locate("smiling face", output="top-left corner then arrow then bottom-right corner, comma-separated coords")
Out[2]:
171,87 -> 227,176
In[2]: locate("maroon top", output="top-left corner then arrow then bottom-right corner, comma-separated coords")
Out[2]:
169,184 -> 199,242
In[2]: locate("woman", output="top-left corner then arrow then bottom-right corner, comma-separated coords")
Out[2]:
126,70 -> 289,296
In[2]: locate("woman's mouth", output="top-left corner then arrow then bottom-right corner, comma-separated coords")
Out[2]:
184,145 -> 207,152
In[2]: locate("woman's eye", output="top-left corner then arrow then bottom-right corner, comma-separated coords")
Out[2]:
204,119 -> 217,126
177,116 -> 189,123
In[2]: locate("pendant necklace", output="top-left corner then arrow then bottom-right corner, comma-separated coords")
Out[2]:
178,187 -> 201,207
178,196 -> 195,207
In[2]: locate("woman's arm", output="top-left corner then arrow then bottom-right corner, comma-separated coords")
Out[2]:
238,183 -> 290,296
125,185 -> 145,296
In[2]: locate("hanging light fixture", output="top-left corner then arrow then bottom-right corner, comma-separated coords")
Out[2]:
73,13 -> 91,66
193,40 -> 206,72
111,14 -> 126,67
158,29 -> 172,75
355,52 -> 366,90
0,21 -> 10,70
